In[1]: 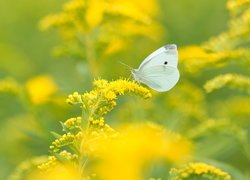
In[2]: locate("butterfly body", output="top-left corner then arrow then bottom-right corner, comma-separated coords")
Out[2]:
131,44 -> 179,92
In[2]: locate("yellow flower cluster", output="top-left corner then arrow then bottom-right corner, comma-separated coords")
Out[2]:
64,117 -> 82,130
205,2 -> 250,51
83,123 -> 117,154
39,79 -> 150,178
231,8 -> 250,34
170,162 -> 231,180
38,151 -> 78,171
76,79 -> 151,119
59,150 -> 79,161
227,0 -> 250,15
179,46 -> 250,73
32,163 -> 81,180
92,123 -> 192,180
66,92 -> 82,105
38,156 -> 57,171
204,73 -> 250,94
9,156 -> 48,180
39,0 -> 162,59
50,132 -> 83,153
94,79 -> 152,98
88,117 -> 105,127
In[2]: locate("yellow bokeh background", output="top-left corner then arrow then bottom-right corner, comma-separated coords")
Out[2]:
0,0 -> 249,179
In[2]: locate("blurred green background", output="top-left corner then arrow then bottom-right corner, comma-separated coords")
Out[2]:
2,0 -> 249,179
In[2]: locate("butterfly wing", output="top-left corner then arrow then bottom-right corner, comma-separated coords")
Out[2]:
139,44 -> 178,69
136,65 -> 180,92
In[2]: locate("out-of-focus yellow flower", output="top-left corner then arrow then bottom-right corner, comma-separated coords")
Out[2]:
26,75 -> 58,104
9,156 -> 48,180
179,46 -> 223,73
170,162 -> 231,180
204,73 -> 250,94
103,38 -> 126,55
39,0 -> 163,66
40,0 -> 159,31
179,46 -> 250,73
92,123 -> 192,180
29,163 -> 81,180
85,0 -> 105,29
227,0 -> 250,15
205,2 -> 250,51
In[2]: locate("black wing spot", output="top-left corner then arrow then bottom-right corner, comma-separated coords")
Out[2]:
164,61 -> 168,65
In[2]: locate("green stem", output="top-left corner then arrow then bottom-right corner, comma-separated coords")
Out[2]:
85,34 -> 98,77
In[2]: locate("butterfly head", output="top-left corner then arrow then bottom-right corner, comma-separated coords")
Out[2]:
164,44 -> 177,50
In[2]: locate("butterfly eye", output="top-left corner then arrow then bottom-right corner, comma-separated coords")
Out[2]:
164,61 -> 168,65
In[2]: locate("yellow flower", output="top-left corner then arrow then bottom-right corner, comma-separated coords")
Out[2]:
179,46 -> 250,73
205,2 -> 250,51
170,162 -> 231,180
227,0 -> 250,15
103,38 -> 126,55
204,73 -> 250,94
38,156 -> 57,171
64,117 -> 82,129
50,132 -> 82,153
85,0 -> 105,29
39,0 -> 163,61
179,46 -> 223,73
67,79 -> 151,119
92,123 -> 192,180
9,156 -> 48,180
29,163 -> 81,180
25,75 -> 58,104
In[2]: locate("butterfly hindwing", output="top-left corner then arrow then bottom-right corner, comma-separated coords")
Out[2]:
138,65 -> 179,92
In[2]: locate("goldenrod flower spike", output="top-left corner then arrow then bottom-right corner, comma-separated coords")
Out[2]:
204,73 -> 250,94
179,46 -> 250,73
39,0 -> 162,76
170,162 -> 231,180
38,79 -> 151,178
67,79 -> 152,121
64,117 -> 82,130
204,2 -> 250,52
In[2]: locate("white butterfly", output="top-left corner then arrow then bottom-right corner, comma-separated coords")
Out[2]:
132,44 -> 179,92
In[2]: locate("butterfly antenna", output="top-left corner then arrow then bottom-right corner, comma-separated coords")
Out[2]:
118,61 -> 133,70
118,61 -> 135,81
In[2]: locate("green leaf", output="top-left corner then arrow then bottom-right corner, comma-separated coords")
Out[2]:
50,131 -> 62,139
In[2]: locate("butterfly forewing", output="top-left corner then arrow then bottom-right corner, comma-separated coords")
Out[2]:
139,44 -> 178,70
